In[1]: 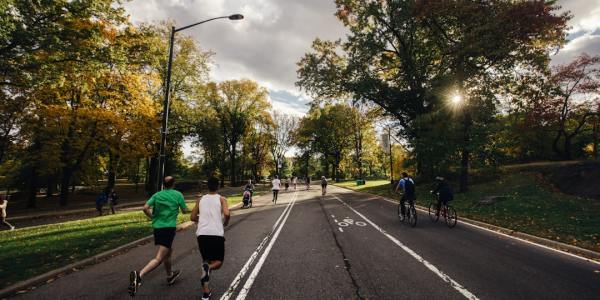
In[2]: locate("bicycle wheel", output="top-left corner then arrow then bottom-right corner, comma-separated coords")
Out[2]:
397,203 -> 404,221
408,206 -> 417,227
428,202 -> 439,222
445,205 -> 457,228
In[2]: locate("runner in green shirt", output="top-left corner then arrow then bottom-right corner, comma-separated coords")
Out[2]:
129,176 -> 189,296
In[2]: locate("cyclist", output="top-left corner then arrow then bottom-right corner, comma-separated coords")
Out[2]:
433,176 -> 453,216
394,172 -> 415,219
320,176 -> 328,195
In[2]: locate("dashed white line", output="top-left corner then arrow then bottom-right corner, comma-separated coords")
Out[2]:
220,192 -> 297,300
235,191 -> 299,300
338,227 -> 344,232
333,195 -> 479,300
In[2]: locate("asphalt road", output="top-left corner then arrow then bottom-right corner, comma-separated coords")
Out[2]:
12,185 -> 600,299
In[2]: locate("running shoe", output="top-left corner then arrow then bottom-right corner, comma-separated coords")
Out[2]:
201,262 -> 210,283
128,270 -> 141,296
167,269 -> 181,285
202,292 -> 212,300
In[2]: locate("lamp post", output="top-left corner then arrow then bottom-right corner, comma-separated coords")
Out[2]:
157,14 -> 244,191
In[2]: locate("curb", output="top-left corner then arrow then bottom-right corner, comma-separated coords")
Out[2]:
10,193 -> 200,222
333,184 -> 600,263
0,221 -> 195,299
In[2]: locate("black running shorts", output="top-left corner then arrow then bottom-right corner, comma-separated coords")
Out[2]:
197,235 -> 225,262
154,227 -> 176,249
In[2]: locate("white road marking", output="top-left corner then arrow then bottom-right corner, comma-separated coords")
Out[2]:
372,193 -> 600,265
339,227 -> 344,232
338,222 -> 349,227
333,195 -> 479,300
355,221 -> 367,227
331,214 -> 335,218
234,191 -> 299,300
220,192 -> 297,300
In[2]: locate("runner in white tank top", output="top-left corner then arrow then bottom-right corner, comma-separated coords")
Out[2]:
196,194 -> 225,236
191,177 -> 230,300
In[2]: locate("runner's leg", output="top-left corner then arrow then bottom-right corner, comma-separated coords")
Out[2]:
163,248 -> 173,276
140,246 -> 170,277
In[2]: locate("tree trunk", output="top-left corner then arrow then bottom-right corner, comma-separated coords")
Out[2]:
26,169 -> 39,208
230,140 -> 237,186
459,111 -> 472,193
107,152 -> 117,190
46,178 -> 54,198
59,168 -> 73,206
563,135 -> 573,160
552,130 -> 564,159
146,156 -> 159,195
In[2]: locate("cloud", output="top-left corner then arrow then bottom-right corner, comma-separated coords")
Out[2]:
552,0 -> 600,65
123,0 -> 346,116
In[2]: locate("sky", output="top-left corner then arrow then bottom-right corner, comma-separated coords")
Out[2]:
121,0 -> 600,156
122,0 -> 600,116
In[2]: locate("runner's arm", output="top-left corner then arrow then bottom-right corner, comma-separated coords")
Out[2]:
220,196 -> 230,226
142,204 -> 153,220
190,199 -> 200,222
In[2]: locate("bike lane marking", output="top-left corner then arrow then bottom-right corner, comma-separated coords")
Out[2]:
220,191 -> 298,300
332,195 -> 479,300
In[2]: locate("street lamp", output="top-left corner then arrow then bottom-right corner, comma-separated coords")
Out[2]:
157,14 -> 244,191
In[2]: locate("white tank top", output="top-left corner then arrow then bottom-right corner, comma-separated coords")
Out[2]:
196,194 -> 224,237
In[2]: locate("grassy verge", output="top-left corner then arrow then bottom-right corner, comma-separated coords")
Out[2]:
0,187 -> 260,289
335,173 -> 600,253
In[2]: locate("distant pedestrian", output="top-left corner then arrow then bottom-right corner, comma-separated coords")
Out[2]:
0,195 -> 15,230
109,189 -> 119,214
306,176 -> 311,190
271,175 -> 281,204
128,176 -> 189,296
191,177 -> 230,300
96,189 -> 109,216
292,176 -> 297,190
284,177 -> 290,191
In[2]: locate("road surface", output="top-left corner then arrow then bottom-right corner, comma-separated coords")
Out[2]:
12,185 -> 600,299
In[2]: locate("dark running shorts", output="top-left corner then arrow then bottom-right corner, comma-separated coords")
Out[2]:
197,235 -> 225,262
154,227 -> 176,248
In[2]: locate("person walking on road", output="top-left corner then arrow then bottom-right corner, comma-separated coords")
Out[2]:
284,177 -> 290,191
128,176 -> 189,296
191,177 -> 230,300
320,176 -> 328,196
0,195 -> 15,230
292,176 -> 297,190
395,172 -> 416,219
271,175 -> 281,204
109,189 -> 119,215
306,176 -> 311,190
96,188 -> 109,216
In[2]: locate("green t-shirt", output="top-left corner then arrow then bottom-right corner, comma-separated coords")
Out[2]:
146,189 -> 188,229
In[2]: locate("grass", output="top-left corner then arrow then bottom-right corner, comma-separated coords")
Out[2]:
0,194 -> 249,289
335,173 -> 600,253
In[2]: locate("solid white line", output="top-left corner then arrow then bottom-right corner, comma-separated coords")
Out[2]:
368,193 -> 600,265
333,195 -> 479,300
220,192 -> 296,300
234,191 -> 298,300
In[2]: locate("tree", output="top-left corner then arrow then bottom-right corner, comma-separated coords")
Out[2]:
297,0 -> 570,191
204,80 -> 271,186
296,103 -> 355,181
269,111 -> 298,176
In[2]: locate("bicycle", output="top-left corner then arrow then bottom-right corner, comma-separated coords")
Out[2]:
428,192 -> 457,228
397,194 -> 417,227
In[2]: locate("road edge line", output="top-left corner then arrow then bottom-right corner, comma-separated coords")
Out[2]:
0,221 -> 195,298
333,185 -> 600,264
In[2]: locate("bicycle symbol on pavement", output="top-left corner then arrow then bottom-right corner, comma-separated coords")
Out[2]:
333,216 -> 367,228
